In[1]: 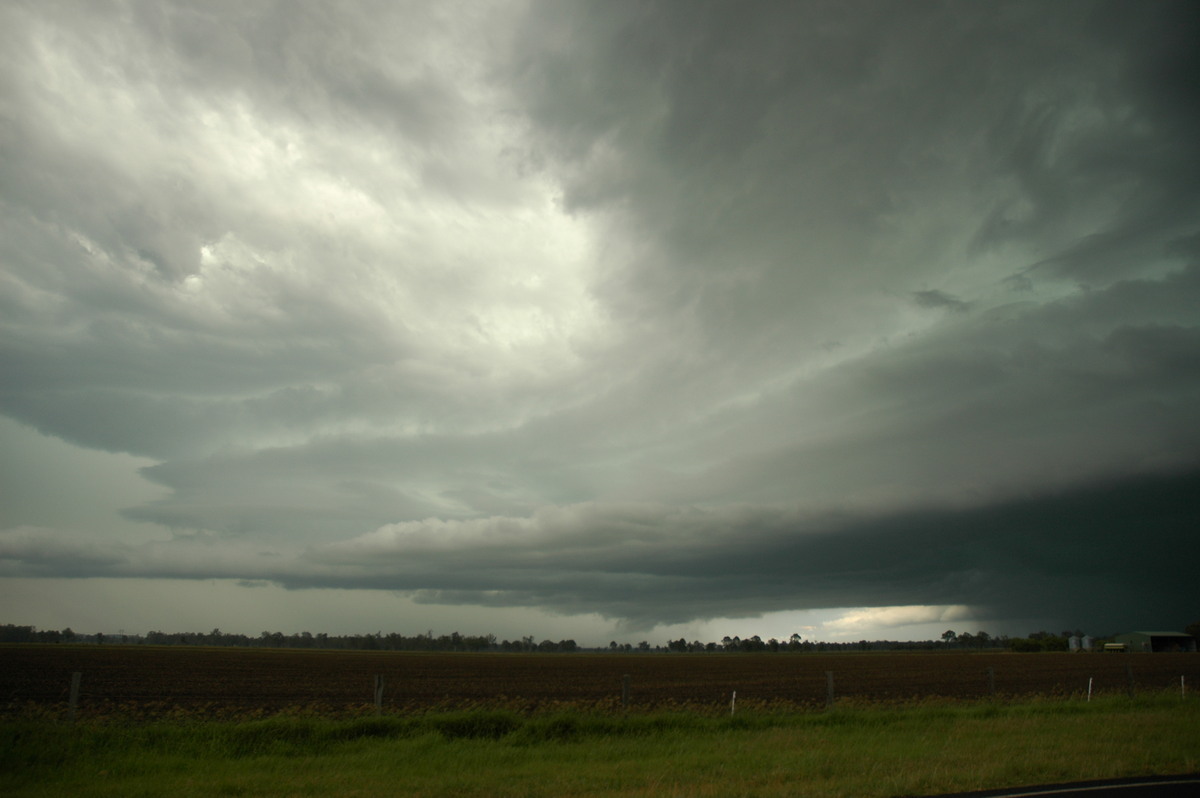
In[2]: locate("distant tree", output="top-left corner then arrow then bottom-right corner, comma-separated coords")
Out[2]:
1008,637 -> 1042,652
941,630 -> 957,645
743,635 -> 767,652
1185,621 -> 1200,642
1012,631 -> 1069,652
0,625 -> 36,643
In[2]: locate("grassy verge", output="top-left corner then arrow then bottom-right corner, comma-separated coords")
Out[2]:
3,695 -> 1197,797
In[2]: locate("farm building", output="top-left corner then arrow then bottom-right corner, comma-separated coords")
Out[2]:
1112,631 -> 1197,653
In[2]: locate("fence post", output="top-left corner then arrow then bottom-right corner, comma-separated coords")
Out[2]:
825,671 -> 835,709
68,672 -> 81,722
374,675 -> 385,715
621,674 -> 630,711
731,690 -> 737,716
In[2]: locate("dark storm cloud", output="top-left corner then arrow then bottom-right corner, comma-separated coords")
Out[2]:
302,463 -> 1200,633
2,1 -> 1198,635
6,468 -> 1194,634
103,257 -> 1200,546
493,2 -> 1200,475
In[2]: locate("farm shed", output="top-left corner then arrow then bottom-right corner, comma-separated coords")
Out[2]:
1112,631 -> 1197,653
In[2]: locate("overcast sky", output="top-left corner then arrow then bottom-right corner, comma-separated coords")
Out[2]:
2,0 -> 1198,646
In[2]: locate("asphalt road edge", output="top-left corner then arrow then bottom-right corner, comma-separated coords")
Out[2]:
929,773 -> 1200,797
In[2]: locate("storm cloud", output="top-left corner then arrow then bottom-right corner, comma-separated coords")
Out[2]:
2,0 -> 1198,640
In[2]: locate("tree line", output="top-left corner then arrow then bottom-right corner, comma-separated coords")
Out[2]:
0,624 -> 578,652
2,624 -> 950,652
5,623 -> 1193,653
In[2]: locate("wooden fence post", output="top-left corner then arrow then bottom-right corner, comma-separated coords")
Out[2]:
374,675 -> 385,715
68,672 -> 81,722
825,671 -> 835,709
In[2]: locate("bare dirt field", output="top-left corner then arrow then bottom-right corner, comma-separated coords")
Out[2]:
3,645 -> 1197,720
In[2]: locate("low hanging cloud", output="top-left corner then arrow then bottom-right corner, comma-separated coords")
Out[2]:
295,468 -> 1200,631
6,467 -> 1196,634
2,1 -> 1199,638
821,606 -> 974,637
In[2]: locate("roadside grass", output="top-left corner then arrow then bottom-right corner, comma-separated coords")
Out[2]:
2,694 -> 1197,797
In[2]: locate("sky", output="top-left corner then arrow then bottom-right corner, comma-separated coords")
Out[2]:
2,0 -> 1198,647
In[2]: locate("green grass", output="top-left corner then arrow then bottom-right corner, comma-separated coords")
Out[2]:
3,696 -> 1198,797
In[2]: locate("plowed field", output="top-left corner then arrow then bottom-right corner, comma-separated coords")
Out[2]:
3,645 -> 1197,720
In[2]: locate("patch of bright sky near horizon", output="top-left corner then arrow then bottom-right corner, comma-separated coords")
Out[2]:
2,1 -> 1199,645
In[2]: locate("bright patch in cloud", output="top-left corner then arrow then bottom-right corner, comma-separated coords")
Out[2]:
822,606 -> 975,638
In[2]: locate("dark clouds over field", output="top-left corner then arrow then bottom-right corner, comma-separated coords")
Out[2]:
2,1 -> 1198,641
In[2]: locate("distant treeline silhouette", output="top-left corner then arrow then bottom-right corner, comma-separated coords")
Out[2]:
1,623 -> 1118,653
0,625 -> 573,652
